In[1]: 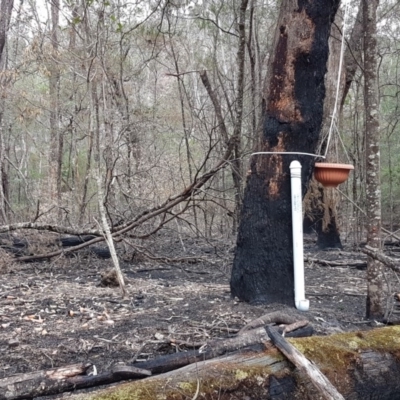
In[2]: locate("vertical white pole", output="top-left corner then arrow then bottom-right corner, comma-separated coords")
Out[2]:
290,161 -> 309,311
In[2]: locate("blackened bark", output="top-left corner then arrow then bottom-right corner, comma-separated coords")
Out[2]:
231,0 -> 340,305
316,211 -> 342,249
309,8 -> 345,250
304,182 -> 342,249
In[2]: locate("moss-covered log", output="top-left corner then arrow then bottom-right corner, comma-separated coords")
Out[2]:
68,326 -> 400,400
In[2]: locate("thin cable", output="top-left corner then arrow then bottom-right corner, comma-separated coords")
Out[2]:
251,151 -> 325,159
334,121 -> 352,162
252,2 -> 351,162
324,0 -> 351,158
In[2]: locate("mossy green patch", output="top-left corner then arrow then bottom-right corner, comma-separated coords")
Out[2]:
288,325 -> 400,386
234,369 -> 249,380
72,327 -> 400,399
78,362 -> 278,400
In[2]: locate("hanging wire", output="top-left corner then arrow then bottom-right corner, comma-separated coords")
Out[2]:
251,151 -> 323,158
251,0 -> 351,160
323,0 -> 351,159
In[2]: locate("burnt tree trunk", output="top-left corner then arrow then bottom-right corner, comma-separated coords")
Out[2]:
303,180 -> 343,250
305,7 -> 349,251
315,208 -> 342,249
231,0 -> 340,305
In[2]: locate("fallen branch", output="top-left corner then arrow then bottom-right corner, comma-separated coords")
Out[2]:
132,320 -> 313,376
96,173 -> 126,297
361,245 -> 400,274
131,327 -> 271,375
306,256 -> 366,268
238,310 -> 309,334
266,326 -> 345,400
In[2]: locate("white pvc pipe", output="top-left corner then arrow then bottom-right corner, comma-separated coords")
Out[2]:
290,161 -> 310,311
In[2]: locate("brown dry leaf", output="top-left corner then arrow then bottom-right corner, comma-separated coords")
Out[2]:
102,310 -> 111,320
24,315 -> 43,323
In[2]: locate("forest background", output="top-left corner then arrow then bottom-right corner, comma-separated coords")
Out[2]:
0,0 -> 399,254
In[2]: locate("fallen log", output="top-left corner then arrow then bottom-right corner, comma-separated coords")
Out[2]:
65,326 -> 400,400
0,314 -> 312,400
59,235 -> 97,247
0,363 -> 150,400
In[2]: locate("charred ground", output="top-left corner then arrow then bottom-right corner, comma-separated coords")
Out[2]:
1,231 -> 399,397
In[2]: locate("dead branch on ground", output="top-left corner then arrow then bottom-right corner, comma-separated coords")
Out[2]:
306,256 -> 366,268
361,245 -> 400,274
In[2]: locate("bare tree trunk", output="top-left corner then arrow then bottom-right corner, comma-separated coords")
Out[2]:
363,0 -> 384,319
231,0 -> 340,305
79,3 -> 95,224
0,120 -> 8,223
0,0 -> 13,62
0,0 -> 13,223
246,0 -> 257,143
230,0 -> 248,233
48,0 -> 62,215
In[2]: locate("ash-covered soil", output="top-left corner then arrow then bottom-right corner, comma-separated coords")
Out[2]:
1,231 -> 399,398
